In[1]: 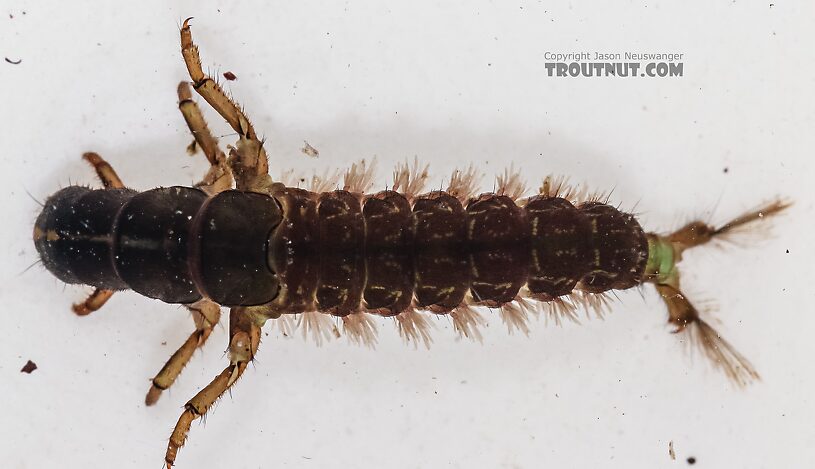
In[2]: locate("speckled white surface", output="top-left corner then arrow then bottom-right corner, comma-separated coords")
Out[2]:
1,1 -> 813,468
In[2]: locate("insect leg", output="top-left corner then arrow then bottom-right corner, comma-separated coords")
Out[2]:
82,152 -> 124,189
72,287 -> 114,316
180,19 -> 274,193
177,82 -> 233,195
164,306 -> 263,468
145,299 -> 222,406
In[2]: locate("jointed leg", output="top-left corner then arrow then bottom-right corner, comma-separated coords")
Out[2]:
177,82 -> 234,195
83,152 -> 124,189
146,299 -> 222,406
165,306 -> 264,467
72,288 -> 114,316
180,19 -> 274,192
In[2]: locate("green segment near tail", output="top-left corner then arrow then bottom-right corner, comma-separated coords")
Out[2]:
645,235 -> 676,284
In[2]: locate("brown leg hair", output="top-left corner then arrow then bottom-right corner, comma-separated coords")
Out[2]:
165,306 -> 263,467
180,19 -> 276,193
177,82 -> 234,195
145,299 -> 222,406
72,288 -> 114,316
83,152 -> 124,189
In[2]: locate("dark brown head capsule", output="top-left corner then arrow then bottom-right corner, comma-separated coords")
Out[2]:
34,186 -> 136,289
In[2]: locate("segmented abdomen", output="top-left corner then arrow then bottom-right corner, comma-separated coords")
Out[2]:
34,185 -> 648,313
269,187 -> 648,316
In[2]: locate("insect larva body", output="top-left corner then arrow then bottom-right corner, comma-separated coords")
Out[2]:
34,183 -> 646,314
31,20 -> 789,468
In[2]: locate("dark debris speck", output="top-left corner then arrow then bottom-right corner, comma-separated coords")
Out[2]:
21,360 -> 37,374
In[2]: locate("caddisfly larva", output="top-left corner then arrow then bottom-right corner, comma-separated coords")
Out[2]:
31,19 -> 790,468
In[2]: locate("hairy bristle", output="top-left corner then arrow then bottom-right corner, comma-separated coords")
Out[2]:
568,185 -> 591,205
342,312 -> 378,348
309,168 -> 343,193
514,296 -> 540,319
539,175 -> 572,198
657,283 -> 758,386
516,288 -> 582,327
392,157 -> 430,200
278,168 -> 299,187
586,188 -> 613,204
542,296 -> 581,326
713,199 -> 792,245
449,305 -> 487,342
687,319 -> 760,387
543,176 -> 591,205
499,301 -> 532,336
496,165 -> 528,202
298,311 -> 338,346
447,165 -> 480,203
394,309 -> 434,349
273,314 -> 297,337
343,159 -> 377,193
576,291 -> 614,319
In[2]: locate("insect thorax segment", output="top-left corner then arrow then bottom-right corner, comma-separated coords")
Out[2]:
34,187 -> 283,306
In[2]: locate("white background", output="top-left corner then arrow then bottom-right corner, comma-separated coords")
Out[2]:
1,1 -> 813,468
